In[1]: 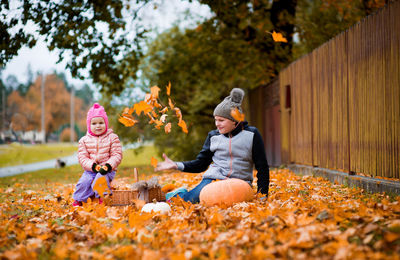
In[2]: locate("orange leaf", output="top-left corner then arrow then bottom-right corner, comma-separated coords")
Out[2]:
160,107 -> 168,114
178,119 -> 188,134
168,98 -> 175,109
150,157 -> 158,168
93,176 -> 110,198
152,99 -> 162,109
123,107 -> 135,115
165,122 -> 172,134
230,108 -> 245,122
166,82 -> 171,96
133,101 -> 153,116
119,115 -> 137,127
152,119 -> 163,129
161,183 -> 176,193
150,86 -> 160,99
271,31 -> 287,43
144,93 -> 152,103
174,107 -> 182,120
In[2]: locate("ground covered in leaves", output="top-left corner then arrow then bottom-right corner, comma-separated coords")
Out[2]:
0,169 -> 399,259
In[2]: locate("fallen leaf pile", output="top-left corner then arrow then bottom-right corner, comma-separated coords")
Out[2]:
1,169 -> 399,259
119,83 -> 188,134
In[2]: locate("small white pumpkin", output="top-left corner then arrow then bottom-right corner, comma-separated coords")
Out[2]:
141,202 -> 171,214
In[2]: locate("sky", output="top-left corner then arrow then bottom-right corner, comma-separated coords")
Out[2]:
2,0 -> 211,91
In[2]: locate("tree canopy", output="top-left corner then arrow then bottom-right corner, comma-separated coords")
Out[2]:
1,0 -> 388,156
1,0 -> 150,94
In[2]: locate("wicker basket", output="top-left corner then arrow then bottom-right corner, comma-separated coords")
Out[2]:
108,190 -> 138,206
107,168 -> 165,206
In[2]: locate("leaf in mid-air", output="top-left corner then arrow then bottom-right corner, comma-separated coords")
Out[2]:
231,108 -> 245,122
166,82 -> 171,96
150,86 -> 160,99
271,31 -> 287,42
123,107 -> 134,115
150,157 -> 158,168
133,101 -> 153,116
168,98 -> 174,109
119,115 -> 137,127
165,122 -> 172,134
178,119 -> 188,134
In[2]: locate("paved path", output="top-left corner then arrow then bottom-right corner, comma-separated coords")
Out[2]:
0,153 -> 79,177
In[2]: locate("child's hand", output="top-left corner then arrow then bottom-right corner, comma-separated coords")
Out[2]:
92,163 -> 101,173
155,153 -> 178,172
99,163 -> 112,175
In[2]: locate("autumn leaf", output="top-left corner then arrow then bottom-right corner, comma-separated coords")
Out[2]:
150,157 -> 158,168
166,82 -> 171,96
168,98 -> 175,109
178,119 -> 188,134
133,101 -> 153,116
161,183 -> 176,193
271,31 -> 287,42
118,115 -> 137,127
160,107 -> 168,114
150,86 -> 160,99
93,176 -> 110,198
160,114 -> 168,123
174,107 -> 182,120
123,107 -> 134,115
165,122 -> 172,134
152,119 -> 163,129
231,108 -> 245,122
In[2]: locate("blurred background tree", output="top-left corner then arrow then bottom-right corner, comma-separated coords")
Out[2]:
1,0 -> 388,157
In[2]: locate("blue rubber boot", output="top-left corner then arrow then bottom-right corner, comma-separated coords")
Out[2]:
166,187 -> 188,201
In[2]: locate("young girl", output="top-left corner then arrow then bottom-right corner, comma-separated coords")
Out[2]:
72,103 -> 123,206
155,88 -> 269,203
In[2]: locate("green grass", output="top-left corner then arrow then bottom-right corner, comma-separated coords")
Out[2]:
0,142 -> 78,167
0,145 -> 162,189
120,145 -> 161,167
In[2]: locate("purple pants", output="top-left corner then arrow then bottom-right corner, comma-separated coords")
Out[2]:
72,170 -> 115,202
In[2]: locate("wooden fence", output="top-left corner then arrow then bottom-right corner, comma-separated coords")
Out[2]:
279,0 -> 400,178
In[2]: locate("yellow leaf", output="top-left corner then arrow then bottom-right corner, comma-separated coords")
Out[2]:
178,119 -> 188,134
93,176 -> 110,198
271,31 -> 287,42
230,108 -> 245,122
151,157 -> 158,168
150,86 -> 160,99
166,82 -> 171,96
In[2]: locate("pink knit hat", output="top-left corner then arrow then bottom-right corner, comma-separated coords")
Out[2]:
87,103 -> 109,136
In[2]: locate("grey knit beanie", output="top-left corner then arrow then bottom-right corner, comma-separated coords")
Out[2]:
213,88 -> 245,122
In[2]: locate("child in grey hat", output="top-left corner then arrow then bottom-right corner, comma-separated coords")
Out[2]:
155,88 -> 269,203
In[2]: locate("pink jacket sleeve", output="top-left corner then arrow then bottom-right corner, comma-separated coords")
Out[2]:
78,138 -> 95,171
106,133 -> 123,170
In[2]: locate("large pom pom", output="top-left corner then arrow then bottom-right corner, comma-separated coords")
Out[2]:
93,103 -> 101,109
230,88 -> 245,104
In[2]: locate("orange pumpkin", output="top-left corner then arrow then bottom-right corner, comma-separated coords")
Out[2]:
199,178 -> 254,207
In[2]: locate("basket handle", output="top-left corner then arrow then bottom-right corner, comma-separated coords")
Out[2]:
133,168 -> 139,183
